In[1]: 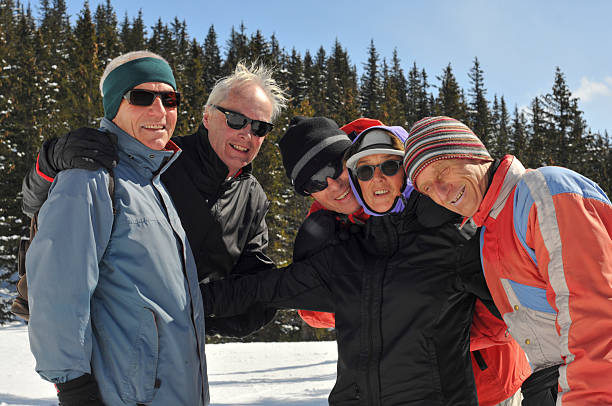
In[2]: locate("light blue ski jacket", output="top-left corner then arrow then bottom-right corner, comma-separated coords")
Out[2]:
27,118 -> 209,405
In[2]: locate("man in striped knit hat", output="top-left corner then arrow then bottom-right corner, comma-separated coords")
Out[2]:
403,116 -> 612,406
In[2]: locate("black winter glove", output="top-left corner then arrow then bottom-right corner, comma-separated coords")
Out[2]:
205,303 -> 277,338
21,128 -> 118,217
56,374 -> 105,406
42,127 -> 118,177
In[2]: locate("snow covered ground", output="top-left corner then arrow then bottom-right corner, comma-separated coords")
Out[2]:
0,322 -> 337,406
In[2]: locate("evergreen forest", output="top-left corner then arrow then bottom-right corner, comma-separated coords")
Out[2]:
1,0 -> 610,341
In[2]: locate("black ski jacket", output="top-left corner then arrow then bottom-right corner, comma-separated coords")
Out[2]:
203,192 -> 482,405
22,124 -> 275,337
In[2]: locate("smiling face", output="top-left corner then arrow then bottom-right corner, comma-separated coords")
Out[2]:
356,153 -> 405,213
112,82 -> 177,150
414,158 -> 492,217
203,82 -> 273,177
311,167 -> 361,215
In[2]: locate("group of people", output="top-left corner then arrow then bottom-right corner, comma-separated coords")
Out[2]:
20,50 -> 611,406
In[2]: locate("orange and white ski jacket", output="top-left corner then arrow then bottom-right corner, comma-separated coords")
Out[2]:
471,155 -> 612,406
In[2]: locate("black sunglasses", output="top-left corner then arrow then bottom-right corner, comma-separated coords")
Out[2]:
355,159 -> 402,181
302,160 -> 344,195
123,89 -> 181,108
212,105 -> 274,137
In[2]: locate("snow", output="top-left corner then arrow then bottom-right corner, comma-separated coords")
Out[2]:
0,322 -> 337,406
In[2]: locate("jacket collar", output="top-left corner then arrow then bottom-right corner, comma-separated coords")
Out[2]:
471,155 -> 526,226
100,117 -> 180,178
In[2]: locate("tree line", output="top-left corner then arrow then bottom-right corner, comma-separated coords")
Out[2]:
1,0 -> 610,340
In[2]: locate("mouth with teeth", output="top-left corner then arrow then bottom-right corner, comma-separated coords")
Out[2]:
450,185 -> 465,205
374,189 -> 389,196
230,143 -> 249,152
142,124 -> 165,130
335,189 -> 350,200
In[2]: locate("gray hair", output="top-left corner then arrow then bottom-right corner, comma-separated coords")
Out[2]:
205,61 -> 288,121
99,50 -> 169,96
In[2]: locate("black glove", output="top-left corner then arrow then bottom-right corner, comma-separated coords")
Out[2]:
40,127 -> 118,178
56,374 -> 105,406
205,303 -> 277,338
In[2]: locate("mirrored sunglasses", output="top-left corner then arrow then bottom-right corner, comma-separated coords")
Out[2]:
302,160 -> 344,195
355,159 -> 402,181
212,105 -> 274,137
123,89 -> 181,108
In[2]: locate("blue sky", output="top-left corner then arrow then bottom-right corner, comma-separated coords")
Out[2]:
59,0 -> 611,134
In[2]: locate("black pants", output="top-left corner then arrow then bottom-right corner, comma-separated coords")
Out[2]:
521,364 -> 560,406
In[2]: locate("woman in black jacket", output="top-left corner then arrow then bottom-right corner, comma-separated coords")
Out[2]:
202,125 -> 483,406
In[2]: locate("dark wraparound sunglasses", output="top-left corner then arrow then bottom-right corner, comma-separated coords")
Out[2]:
212,105 -> 274,137
355,159 -> 402,181
302,160 -> 343,195
123,89 -> 181,108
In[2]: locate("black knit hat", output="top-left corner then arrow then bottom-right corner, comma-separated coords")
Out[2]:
279,116 -> 352,196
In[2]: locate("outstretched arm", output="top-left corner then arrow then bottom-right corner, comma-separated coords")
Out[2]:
201,257 -> 335,319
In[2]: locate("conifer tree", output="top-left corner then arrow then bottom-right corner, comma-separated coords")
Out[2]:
179,38 -> 206,134
380,59 -> 404,125
303,47 -> 328,116
467,57 -> 491,145
325,39 -> 360,124
434,63 -> 467,121
284,48 -> 305,108
94,0 -> 119,62
201,25 -> 222,93
360,39 -> 382,119
223,22 -> 248,73
541,67 -> 574,165
526,96 -> 549,167
510,106 -> 528,160
247,29 -> 271,65
69,1 -> 102,126
406,62 -> 423,125
118,10 -> 146,52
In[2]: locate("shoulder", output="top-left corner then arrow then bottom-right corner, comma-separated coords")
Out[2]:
517,166 -> 610,205
51,168 -> 110,199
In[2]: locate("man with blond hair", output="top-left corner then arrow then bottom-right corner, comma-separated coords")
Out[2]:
22,59 -> 288,339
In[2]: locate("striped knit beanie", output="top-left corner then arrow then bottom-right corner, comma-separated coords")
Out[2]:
403,116 -> 492,189
279,116 -> 352,196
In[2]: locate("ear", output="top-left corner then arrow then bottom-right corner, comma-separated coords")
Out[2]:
202,107 -> 211,129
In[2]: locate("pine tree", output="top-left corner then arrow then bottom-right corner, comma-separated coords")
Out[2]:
284,48 -> 305,109
510,106 -> 528,160
68,1 -> 102,127
180,38 -> 207,133
526,96 -> 550,167
325,39 -> 360,125
247,29 -> 271,65
201,25 -> 222,93
223,22 -> 248,73
434,63 -> 467,121
541,67 -> 574,166
380,58 -> 405,125
118,10 -> 146,52
303,47 -> 328,116
467,57 -> 491,145
94,0 -> 119,62
359,39 -> 382,119
406,62 -> 424,125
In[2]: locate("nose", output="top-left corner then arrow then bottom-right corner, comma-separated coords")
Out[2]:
432,180 -> 450,201
149,95 -> 166,115
372,166 -> 386,180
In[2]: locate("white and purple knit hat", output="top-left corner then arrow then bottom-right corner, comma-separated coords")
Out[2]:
403,116 -> 492,190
